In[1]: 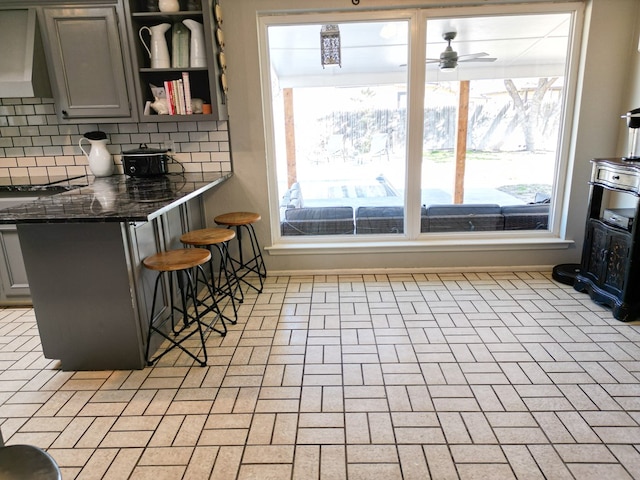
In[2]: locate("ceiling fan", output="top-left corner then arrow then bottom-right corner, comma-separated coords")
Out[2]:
428,31 -> 497,71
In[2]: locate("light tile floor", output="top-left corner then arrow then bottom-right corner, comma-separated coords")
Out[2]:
2,271 -> 640,479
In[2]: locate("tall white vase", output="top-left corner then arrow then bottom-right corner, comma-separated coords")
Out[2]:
139,23 -> 171,69
182,19 -> 207,68
79,136 -> 114,177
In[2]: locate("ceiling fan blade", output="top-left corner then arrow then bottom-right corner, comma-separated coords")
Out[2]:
426,58 -> 440,63
458,57 -> 497,63
457,52 -> 490,60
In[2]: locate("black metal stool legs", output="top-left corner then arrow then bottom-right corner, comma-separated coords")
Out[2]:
229,223 -> 267,293
145,266 -> 209,367
213,241 -> 243,322
189,242 -> 241,325
190,260 -> 231,335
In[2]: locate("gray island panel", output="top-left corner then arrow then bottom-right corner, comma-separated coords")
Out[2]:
19,222 -> 145,370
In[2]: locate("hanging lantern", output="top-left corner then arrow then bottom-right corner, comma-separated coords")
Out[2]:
320,25 -> 341,68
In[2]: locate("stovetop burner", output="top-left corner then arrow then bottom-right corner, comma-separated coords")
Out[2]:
0,174 -> 87,187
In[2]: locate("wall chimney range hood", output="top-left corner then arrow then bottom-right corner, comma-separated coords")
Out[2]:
0,9 -> 51,98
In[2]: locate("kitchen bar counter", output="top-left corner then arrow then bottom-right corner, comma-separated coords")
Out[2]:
0,172 -> 232,223
1,171 -> 232,371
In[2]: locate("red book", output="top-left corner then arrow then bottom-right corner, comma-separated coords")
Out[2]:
182,72 -> 193,114
164,80 -> 175,115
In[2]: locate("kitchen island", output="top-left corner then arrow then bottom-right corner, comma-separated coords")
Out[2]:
0,172 -> 232,370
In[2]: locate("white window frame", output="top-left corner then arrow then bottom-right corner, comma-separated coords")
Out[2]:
258,2 -> 584,256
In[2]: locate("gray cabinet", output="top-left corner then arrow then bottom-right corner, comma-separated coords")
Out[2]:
0,196 -> 36,305
575,158 -> 640,321
39,3 -> 137,122
582,219 -> 631,298
0,225 -> 31,304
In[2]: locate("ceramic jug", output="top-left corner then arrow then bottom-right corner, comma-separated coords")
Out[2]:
182,19 -> 207,68
79,132 -> 114,177
139,23 -> 171,69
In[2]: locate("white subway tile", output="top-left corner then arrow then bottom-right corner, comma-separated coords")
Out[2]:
9,117 -> 28,127
158,123 -> 179,133
0,104 -> 231,177
0,158 -> 18,168
5,147 -> 25,157
9,167 -> 29,177
24,147 -> 46,157
17,157 -> 37,167
177,122 -> 199,132
20,126 -> 41,136
43,146 -> 63,156
15,105 -> 36,116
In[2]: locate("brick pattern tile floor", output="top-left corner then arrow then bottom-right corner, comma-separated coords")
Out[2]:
2,271 -> 640,479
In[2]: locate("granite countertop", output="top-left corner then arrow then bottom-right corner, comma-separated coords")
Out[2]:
0,174 -> 90,193
0,172 -> 233,224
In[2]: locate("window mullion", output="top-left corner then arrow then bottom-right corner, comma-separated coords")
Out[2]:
404,11 -> 427,239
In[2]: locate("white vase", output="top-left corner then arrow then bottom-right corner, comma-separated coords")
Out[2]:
79,136 -> 114,177
139,23 -> 171,69
183,19 -> 207,68
158,0 -> 179,12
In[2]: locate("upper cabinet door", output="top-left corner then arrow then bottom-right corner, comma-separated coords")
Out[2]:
40,5 -> 135,122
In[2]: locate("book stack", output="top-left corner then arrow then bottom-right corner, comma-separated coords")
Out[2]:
163,72 -> 193,115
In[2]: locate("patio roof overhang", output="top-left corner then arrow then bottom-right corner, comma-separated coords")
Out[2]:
268,14 -> 571,89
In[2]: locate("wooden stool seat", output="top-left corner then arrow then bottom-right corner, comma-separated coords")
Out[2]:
180,228 -> 235,246
143,248 -> 211,272
214,211 -> 261,226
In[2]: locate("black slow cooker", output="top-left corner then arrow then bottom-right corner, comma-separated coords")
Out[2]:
122,144 -> 169,177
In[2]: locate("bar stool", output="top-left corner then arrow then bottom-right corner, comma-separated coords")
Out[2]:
214,211 -> 267,293
143,248 -> 226,367
180,227 -> 243,323
0,429 -> 61,480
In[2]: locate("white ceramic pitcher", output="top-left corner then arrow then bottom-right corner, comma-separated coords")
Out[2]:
183,19 -> 207,68
139,23 -> 171,69
79,133 -> 114,177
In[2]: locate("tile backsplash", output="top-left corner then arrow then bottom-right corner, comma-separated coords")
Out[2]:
0,97 -> 231,180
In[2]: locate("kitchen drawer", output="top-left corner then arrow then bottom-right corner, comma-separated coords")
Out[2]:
592,164 -> 640,193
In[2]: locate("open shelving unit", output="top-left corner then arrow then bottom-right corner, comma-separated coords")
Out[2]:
125,0 -> 228,122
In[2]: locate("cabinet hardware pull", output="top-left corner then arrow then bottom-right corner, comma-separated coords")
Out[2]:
612,175 -> 620,180
62,110 -> 68,117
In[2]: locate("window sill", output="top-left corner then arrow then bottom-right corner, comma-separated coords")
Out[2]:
265,233 -> 574,255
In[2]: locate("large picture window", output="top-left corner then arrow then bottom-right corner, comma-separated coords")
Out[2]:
261,5 -> 578,243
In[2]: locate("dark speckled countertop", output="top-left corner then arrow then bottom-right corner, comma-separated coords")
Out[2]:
0,172 -> 233,224
0,174 -> 89,193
